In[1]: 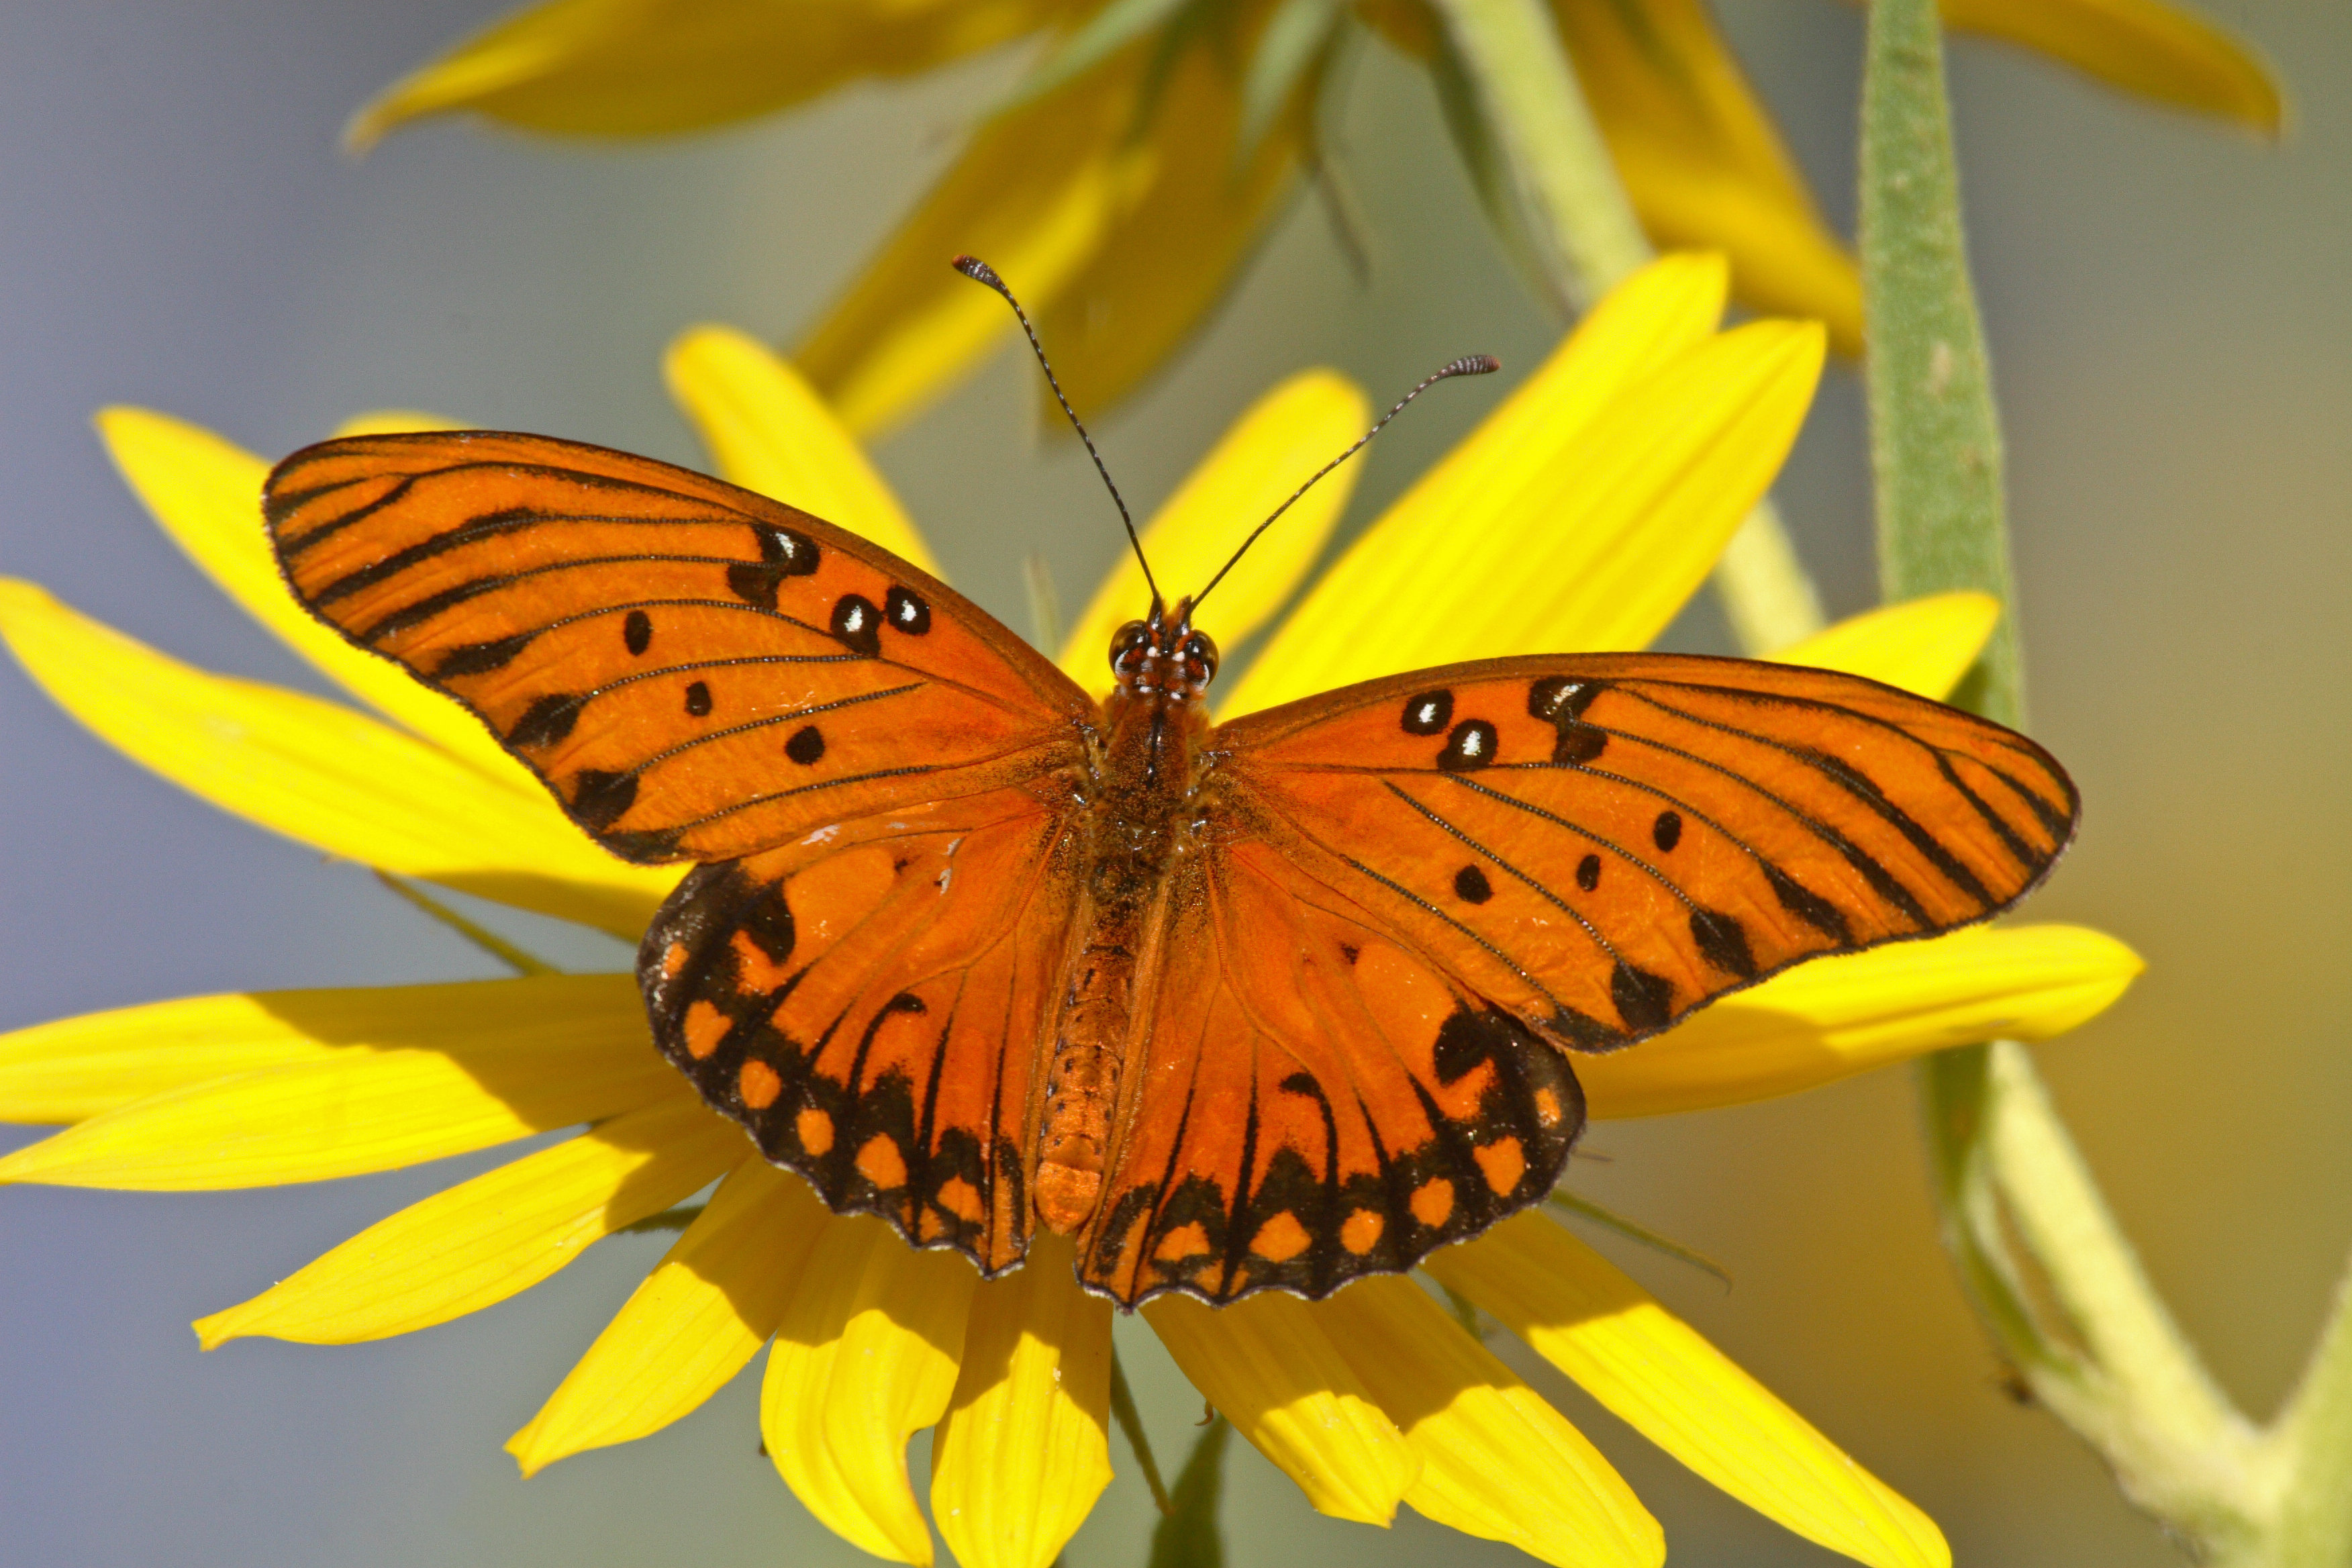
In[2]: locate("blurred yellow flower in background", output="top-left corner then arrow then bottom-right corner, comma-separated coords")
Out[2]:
0,256 -> 2141,1565
347,0 -> 2279,433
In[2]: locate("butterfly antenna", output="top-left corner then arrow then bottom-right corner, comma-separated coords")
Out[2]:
953,255 -> 1160,607
1190,353 -> 1499,614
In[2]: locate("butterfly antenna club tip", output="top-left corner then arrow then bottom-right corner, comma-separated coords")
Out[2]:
950,253 -> 1159,605
1191,350 -> 1501,611
950,254 -> 1002,288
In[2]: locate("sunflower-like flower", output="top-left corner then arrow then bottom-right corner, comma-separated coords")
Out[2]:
344,0 -> 2279,433
0,256 -> 2141,1567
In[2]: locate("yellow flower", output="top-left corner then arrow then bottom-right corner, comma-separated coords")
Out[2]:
348,0 -> 2278,430
0,255 -> 2141,1567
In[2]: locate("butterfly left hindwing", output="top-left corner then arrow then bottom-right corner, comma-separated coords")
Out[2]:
1079,834 -> 1584,1305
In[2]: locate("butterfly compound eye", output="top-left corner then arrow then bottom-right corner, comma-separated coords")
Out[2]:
1183,631 -> 1219,684
1110,620 -> 1151,677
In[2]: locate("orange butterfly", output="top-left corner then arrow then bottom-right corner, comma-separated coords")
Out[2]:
263,265 -> 2075,1309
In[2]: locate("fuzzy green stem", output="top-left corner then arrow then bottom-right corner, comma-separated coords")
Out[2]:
1860,0 -> 2352,1558
1713,497 -> 1825,652
1423,0 -> 1820,652
1859,0 -> 2020,724
1426,0 -> 1647,310
2267,1255 -> 2352,1563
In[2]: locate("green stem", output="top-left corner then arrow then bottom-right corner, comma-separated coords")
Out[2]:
1424,0 -> 1820,654
1712,497 -> 1825,652
2268,1253 -> 2352,1563
1920,1045 -> 2265,1555
1859,0 -> 2020,724
1860,0 -> 2352,1559
1426,0 -> 1647,311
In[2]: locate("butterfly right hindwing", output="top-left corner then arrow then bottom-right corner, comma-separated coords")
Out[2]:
640,787 -> 1087,1276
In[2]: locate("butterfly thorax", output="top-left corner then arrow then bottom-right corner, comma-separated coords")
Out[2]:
1032,609 -> 1220,1236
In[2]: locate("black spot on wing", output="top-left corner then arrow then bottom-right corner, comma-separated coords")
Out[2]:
886,586 -> 932,635
1763,861 -> 1854,946
724,522 -> 820,609
1438,718 -> 1499,772
1528,675 -> 1605,722
508,693 -> 585,749
1689,908 -> 1759,979
570,769 -> 638,832
1611,963 -> 1673,1032
1553,725 -> 1607,764
1402,690 -> 1453,736
435,630 -> 537,677
832,595 -> 883,656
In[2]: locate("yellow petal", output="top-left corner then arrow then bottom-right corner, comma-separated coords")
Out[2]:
331,410 -> 467,437
1028,26 -> 1309,423
1058,369 -> 1371,693
1222,252 -> 1725,716
0,974 -> 638,1126
195,1092 -> 738,1346
1228,313 -> 1824,714
0,579 -> 675,938
930,1234 -> 1114,1568
1554,0 -> 1863,352
1939,0 -> 2282,132
509,1158 -> 831,1473
795,64 -> 1142,439
665,325 -> 940,574
0,979 -> 677,1189
764,1215 -> 979,1565
347,0 -> 1069,149
95,407 -> 533,784
1315,1276 -> 1661,1568
1427,1212 -> 1950,1568
1143,1289 -> 1419,1524
1578,923 -> 2141,1119
1767,592 -> 2001,699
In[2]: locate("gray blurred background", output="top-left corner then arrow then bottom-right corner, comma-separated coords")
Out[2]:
1,3 -> 2345,1564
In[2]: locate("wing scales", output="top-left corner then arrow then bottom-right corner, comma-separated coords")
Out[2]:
1218,652 -> 2078,1050
1079,838 -> 1583,1305
640,788 -> 1084,1275
266,432 -> 1091,863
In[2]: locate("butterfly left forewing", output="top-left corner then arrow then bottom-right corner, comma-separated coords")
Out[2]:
267,432 -> 1091,863
1214,652 -> 2078,1052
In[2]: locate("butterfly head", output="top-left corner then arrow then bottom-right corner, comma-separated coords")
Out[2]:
1112,597 -> 1218,703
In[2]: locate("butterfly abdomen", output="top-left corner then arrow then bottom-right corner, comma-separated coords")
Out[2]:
1034,694 -> 1210,1236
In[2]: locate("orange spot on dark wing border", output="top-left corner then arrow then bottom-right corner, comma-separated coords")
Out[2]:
1089,1001 -> 1587,1306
